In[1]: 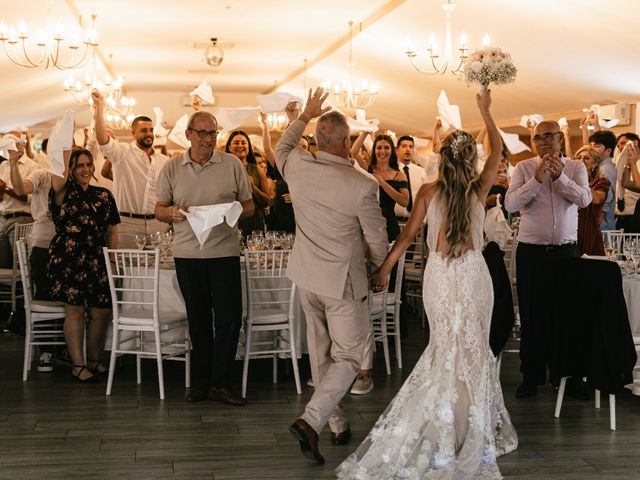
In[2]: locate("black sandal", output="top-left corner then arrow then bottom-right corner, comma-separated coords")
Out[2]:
87,359 -> 108,375
72,365 -> 100,384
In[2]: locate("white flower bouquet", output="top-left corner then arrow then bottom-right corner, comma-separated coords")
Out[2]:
463,47 -> 517,88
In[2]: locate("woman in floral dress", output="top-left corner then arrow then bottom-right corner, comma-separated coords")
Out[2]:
48,148 -> 120,383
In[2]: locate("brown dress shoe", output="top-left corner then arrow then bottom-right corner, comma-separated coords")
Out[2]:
331,427 -> 352,445
208,387 -> 247,406
185,386 -> 208,402
289,418 -> 324,464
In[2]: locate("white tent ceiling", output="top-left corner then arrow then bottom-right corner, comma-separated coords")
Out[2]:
2,0 -> 639,137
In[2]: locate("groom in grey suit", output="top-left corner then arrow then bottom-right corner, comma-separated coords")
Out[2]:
276,88 -> 388,464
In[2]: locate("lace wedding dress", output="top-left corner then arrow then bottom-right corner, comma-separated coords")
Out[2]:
336,192 -> 518,479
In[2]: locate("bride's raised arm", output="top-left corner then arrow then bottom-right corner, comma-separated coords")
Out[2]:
476,88 -> 501,200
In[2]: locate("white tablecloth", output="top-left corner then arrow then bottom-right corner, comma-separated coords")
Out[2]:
106,262 -> 307,358
621,275 -> 640,395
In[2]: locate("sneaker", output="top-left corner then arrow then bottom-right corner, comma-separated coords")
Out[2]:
350,374 -> 374,395
37,352 -> 54,372
306,378 -> 314,388
55,349 -> 72,367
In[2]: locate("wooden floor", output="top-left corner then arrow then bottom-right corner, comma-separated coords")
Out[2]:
1,312 -> 640,480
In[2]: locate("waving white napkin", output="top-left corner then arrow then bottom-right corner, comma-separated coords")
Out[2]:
0,134 -> 22,152
180,202 -> 243,248
190,80 -> 214,105
153,107 -> 171,137
168,114 -> 190,149
484,194 -> 512,250
518,114 -> 544,129
587,104 -> 620,128
437,90 -> 462,131
48,110 -> 75,177
216,107 -> 260,131
558,117 -> 568,129
499,128 -> 530,154
257,92 -> 303,113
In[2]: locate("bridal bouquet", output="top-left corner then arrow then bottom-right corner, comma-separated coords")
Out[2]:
462,47 -> 517,87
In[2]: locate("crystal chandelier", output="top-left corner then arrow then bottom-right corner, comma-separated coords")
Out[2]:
63,54 -> 124,106
404,0 -> 489,75
323,21 -> 379,110
0,2 -> 98,70
265,113 -> 288,132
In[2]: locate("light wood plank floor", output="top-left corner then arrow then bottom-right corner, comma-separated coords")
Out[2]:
1,312 -> 639,480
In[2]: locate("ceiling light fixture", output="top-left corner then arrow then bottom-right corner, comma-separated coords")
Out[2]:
0,2 -> 98,70
323,21 -> 379,110
204,38 -> 224,67
404,0 -> 490,75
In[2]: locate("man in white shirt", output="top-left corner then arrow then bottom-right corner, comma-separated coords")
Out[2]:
394,136 -> 427,221
0,143 -> 40,268
92,90 -> 169,248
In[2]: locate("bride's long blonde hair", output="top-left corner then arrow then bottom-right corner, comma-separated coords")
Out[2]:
437,130 -> 481,260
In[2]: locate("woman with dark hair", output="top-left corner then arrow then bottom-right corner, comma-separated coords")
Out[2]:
225,130 -> 273,235
368,134 -> 409,241
48,147 -> 120,383
338,89 -> 517,479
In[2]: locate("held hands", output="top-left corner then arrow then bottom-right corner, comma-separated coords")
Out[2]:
369,269 -> 388,292
299,88 -> 331,123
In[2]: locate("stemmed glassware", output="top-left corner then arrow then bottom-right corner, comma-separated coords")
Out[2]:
135,234 -> 147,250
622,239 -> 638,275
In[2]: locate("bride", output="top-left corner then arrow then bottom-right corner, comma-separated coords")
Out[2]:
336,88 -> 518,479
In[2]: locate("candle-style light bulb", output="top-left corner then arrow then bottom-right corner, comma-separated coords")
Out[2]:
482,34 -> 490,47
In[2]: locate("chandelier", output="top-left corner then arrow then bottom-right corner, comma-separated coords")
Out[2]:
64,54 -> 124,106
404,0 -> 489,75
323,21 -> 379,110
265,113 -> 288,132
0,3 -> 98,70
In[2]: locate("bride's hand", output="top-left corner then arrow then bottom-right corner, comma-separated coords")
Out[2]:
476,87 -> 492,112
369,269 -> 388,292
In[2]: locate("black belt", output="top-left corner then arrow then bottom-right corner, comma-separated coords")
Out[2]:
519,241 -> 576,253
0,211 -> 32,219
120,212 -> 156,220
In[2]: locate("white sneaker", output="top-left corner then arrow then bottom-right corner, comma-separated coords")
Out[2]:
350,374 -> 373,395
37,352 -> 54,372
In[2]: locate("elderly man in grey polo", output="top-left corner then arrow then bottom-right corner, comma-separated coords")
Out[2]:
155,111 -> 254,406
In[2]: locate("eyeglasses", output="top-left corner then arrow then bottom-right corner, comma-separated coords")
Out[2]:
532,132 -> 561,143
188,128 -> 219,139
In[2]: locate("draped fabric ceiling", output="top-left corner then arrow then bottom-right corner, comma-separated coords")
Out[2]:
1,0 -> 639,139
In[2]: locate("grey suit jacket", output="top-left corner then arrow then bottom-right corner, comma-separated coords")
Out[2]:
275,119 -> 388,300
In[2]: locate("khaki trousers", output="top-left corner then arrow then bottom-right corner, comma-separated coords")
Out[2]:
298,277 -> 369,434
118,216 -> 169,249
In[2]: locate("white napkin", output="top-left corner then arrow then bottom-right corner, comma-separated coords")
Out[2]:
0,134 -> 22,152
216,107 -> 260,131
256,92 -> 303,113
347,116 -> 378,134
484,195 -> 512,250
437,90 -> 462,131
558,117 -> 568,129
413,137 -> 430,149
498,128 -> 530,154
168,114 -> 190,149
180,202 -> 243,248
190,80 -> 214,105
519,114 -> 544,128
153,107 -> 171,137
48,110 -> 75,177
586,105 -> 620,129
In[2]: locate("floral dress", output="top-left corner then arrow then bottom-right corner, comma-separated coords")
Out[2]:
47,181 -> 120,307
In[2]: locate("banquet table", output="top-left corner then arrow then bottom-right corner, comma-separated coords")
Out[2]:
106,259 -> 308,358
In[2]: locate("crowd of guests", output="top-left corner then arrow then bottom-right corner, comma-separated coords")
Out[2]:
1,89 -> 639,403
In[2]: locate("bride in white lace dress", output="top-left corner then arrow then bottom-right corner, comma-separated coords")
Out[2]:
336,89 -> 517,479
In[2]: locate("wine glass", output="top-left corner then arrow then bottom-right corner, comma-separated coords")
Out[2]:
622,239 -> 636,274
135,234 -> 147,250
603,241 -> 617,261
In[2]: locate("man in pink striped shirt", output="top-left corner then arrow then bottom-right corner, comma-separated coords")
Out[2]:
505,120 -> 592,398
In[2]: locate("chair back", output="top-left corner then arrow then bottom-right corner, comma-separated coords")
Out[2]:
16,239 -> 34,310
243,249 -> 294,323
103,248 -> 160,325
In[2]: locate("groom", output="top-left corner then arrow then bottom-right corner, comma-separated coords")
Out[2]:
275,88 -> 388,464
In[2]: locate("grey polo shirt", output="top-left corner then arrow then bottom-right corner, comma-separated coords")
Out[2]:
156,150 -> 252,259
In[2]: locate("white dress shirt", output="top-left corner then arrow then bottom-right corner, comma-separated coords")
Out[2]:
0,155 -> 41,213
99,137 -> 168,214
24,169 -> 55,248
395,161 -> 427,218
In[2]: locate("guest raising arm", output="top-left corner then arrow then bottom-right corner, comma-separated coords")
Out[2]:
48,147 -> 120,383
